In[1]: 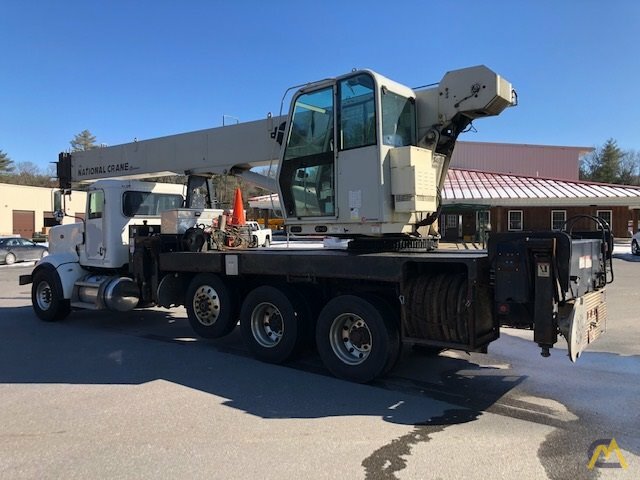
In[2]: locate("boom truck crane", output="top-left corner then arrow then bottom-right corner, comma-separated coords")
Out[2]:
20,66 -> 612,382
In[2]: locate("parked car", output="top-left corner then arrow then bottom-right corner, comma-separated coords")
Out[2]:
632,230 -> 640,256
0,237 -> 48,265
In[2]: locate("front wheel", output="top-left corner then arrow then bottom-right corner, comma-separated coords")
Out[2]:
31,269 -> 71,322
263,237 -> 271,248
632,240 -> 640,256
240,285 -> 310,363
185,274 -> 238,338
5,252 -> 16,265
316,295 -> 400,383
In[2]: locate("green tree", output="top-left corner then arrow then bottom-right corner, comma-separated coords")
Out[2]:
70,129 -> 97,152
580,138 -> 624,183
620,150 -> 640,185
0,149 -> 14,172
0,161 -> 56,187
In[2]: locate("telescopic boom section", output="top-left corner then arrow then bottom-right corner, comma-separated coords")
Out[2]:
57,117 -> 284,191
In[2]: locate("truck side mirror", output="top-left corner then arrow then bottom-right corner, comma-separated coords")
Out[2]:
52,190 -> 65,224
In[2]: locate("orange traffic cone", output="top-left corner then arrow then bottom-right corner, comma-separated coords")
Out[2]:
229,188 -> 246,226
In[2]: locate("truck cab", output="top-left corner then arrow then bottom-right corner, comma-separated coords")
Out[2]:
51,180 -> 185,269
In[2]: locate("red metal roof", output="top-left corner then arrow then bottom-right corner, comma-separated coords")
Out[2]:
443,169 -> 640,207
249,168 -> 640,210
450,141 -> 591,181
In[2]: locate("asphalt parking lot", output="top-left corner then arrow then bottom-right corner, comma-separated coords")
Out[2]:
0,250 -> 638,479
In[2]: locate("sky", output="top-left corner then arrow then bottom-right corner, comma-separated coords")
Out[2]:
1,0 -> 639,171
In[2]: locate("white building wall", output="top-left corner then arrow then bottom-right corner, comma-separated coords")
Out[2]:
0,183 -> 86,237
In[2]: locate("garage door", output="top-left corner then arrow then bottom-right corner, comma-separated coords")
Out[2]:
13,210 -> 35,239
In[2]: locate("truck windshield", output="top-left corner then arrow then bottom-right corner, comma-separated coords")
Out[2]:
122,191 -> 183,217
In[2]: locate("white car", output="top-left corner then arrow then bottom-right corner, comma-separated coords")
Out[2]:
632,230 -> 640,255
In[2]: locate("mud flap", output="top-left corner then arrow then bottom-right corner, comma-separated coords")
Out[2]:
559,289 -> 607,362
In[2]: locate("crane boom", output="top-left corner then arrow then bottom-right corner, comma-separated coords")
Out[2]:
57,116 -> 284,191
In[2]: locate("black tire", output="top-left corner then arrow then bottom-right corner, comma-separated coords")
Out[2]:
240,285 -> 310,363
31,268 -> 71,322
316,295 -> 400,383
632,240 -> 640,256
264,237 -> 271,248
185,273 -> 238,338
5,252 -> 16,265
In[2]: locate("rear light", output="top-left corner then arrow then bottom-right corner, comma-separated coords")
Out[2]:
497,303 -> 510,315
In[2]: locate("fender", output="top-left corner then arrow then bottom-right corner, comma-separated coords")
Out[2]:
33,255 -> 88,299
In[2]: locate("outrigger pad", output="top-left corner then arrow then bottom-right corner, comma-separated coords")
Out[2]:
563,289 -> 607,362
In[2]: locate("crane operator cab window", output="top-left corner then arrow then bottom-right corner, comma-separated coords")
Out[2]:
381,90 -> 416,147
280,86 -> 335,218
339,74 -> 376,150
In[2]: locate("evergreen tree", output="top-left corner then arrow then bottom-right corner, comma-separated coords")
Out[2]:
0,149 -> 14,172
70,130 -> 98,152
581,138 -> 624,183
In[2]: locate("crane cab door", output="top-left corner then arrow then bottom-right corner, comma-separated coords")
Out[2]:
85,189 -> 106,263
278,73 -> 384,229
278,85 -> 336,220
334,74 -> 379,225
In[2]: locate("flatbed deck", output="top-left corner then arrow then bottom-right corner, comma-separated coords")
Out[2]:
159,247 -> 490,283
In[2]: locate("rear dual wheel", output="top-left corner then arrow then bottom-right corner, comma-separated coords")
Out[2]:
240,285 -> 311,364
316,295 -> 400,383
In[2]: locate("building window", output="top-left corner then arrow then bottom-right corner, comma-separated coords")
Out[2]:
551,210 -> 566,230
596,210 -> 612,230
508,210 -> 523,231
476,210 -> 491,231
445,214 -> 458,228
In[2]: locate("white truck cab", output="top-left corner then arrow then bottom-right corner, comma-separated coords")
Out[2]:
51,180 -> 185,269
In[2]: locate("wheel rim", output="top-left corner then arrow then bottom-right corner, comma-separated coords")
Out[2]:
36,281 -> 53,311
6,253 -> 15,265
250,302 -> 284,348
329,313 -> 372,365
192,285 -> 221,326
41,250 -> 49,258
633,242 -> 639,254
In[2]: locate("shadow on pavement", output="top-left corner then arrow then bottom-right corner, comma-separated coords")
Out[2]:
0,304 -> 526,429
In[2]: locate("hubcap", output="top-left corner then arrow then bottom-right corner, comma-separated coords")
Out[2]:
193,285 -> 221,326
634,242 -> 639,255
250,302 -> 284,348
329,314 -> 372,365
36,281 -> 53,311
